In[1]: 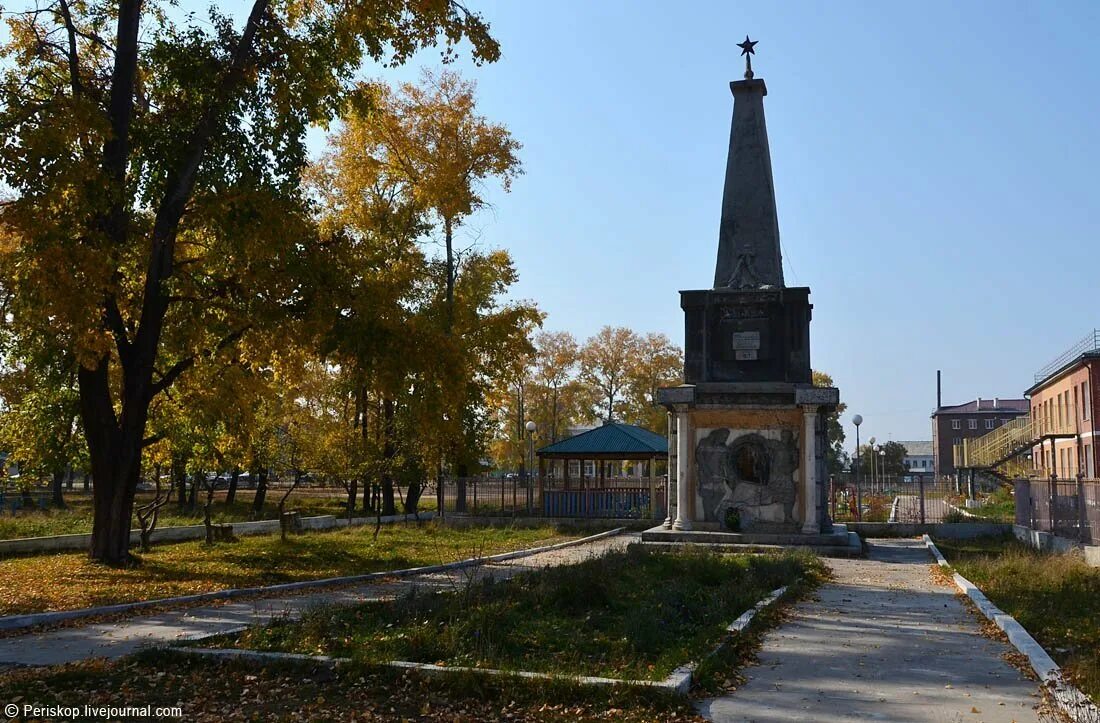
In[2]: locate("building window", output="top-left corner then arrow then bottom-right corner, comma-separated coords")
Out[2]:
1085,382 -> 1092,421
968,419 -> 977,430
951,420 -> 961,430
1086,444 -> 1093,478
985,419 -> 994,429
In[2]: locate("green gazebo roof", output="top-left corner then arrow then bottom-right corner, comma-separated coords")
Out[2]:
536,422 -> 668,459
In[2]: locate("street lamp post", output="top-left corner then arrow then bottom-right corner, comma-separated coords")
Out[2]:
853,415 -> 863,521
525,420 -> 537,515
870,442 -> 878,489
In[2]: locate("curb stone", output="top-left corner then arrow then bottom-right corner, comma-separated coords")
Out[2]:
923,534 -> 1098,720
0,527 -> 625,633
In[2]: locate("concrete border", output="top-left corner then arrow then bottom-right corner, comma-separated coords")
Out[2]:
0,527 -> 625,633
167,584 -> 789,696
1013,524 -> 1100,566
923,534 -> 1099,719
847,522 -> 1011,539
0,511 -> 435,557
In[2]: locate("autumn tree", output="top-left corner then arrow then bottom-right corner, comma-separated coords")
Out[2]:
310,79 -> 536,515
622,332 -> 681,432
0,341 -> 85,508
361,68 -> 522,334
353,69 -> 523,502
0,1 -> 500,564
856,440 -> 907,476
486,346 -> 535,477
579,327 -> 639,423
529,331 -> 586,444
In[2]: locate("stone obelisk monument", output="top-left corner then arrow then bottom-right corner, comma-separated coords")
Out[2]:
649,38 -> 842,544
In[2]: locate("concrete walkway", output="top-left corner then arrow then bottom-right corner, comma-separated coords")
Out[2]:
0,533 -> 632,667
698,538 -> 1043,723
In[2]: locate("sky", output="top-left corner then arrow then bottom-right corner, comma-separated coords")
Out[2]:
13,0 -> 1100,448
355,0 -> 1100,448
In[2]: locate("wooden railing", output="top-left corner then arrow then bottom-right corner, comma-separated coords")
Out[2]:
542,487 -> 663,519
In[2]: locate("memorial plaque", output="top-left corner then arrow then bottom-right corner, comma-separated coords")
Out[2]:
731,331 -> 761,351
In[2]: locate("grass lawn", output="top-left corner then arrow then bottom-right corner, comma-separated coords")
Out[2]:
934,535 -> 1100,700
0,522 -> 568,616
967,486 -> 1016,522
0,490 -> 437,541
226,546 -> 826,680
0,650 -> 706,722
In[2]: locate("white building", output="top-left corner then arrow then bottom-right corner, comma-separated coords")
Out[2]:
898,441 -> 934,473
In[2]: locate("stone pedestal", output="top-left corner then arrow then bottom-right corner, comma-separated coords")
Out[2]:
658,383 -> 837,533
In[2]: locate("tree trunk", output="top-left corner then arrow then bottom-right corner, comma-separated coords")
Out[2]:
79,361 -> 149,564
251,467 -> 268,516
51,469 -> 67,509
361,472 -> 372,512
225,467 -> 240,506
203,482 -> 216,544
174,458 -> 188,511
187,470 -> 200,512
404,478 -> 421,516
444,216 -> 455,334
381,399 -> 397,516
346,477 -> 357,519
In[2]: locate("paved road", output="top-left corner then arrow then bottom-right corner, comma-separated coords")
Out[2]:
0,533 -> 632,667
698,539 -> 1043,723
893,495 -> 948,524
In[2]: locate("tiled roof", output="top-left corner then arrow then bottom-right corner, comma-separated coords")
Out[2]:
933,398 -> 1029,415
537,422 -> 667,457
896,441 -> 933,456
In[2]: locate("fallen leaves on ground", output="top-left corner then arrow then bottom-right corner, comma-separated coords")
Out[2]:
0,523 -> 568,615
0,654 -> 706,722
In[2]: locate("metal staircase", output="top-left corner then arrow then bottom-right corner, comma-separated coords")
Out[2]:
954,408 -> 1078,475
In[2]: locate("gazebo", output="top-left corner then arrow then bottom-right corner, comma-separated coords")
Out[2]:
535,423 -> 668,518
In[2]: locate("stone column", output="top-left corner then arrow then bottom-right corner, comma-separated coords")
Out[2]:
673,409 -> 693,531
664,412 -> 675,528
801,405 -> 819,534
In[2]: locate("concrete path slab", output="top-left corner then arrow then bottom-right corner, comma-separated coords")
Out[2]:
698,538 -> 1042,723
0,533 -> 632,667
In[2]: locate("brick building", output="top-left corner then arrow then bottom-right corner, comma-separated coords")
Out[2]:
1025,330 -> 1100,479
931,397 -> 1029,476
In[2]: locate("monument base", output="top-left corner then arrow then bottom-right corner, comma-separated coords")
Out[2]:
639,522 -> 862,558
657,381 -> 839,538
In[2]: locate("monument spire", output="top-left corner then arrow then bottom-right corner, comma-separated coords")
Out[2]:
713,36 -> 785,290
737,35 -> 757,79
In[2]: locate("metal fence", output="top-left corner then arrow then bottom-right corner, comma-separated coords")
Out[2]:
1015,477 -> 1100,544
828,472 -> 1011,524
435,476 -> 666,520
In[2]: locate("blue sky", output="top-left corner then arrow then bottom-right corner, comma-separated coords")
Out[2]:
15,1 -> 1100,447
358,0 -> 1100,447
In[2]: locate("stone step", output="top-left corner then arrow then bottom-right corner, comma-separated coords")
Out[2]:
639,526 -> 850,547
637,540 -> 862,558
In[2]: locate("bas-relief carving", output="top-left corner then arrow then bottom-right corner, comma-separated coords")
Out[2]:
695,427 -> 799,528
